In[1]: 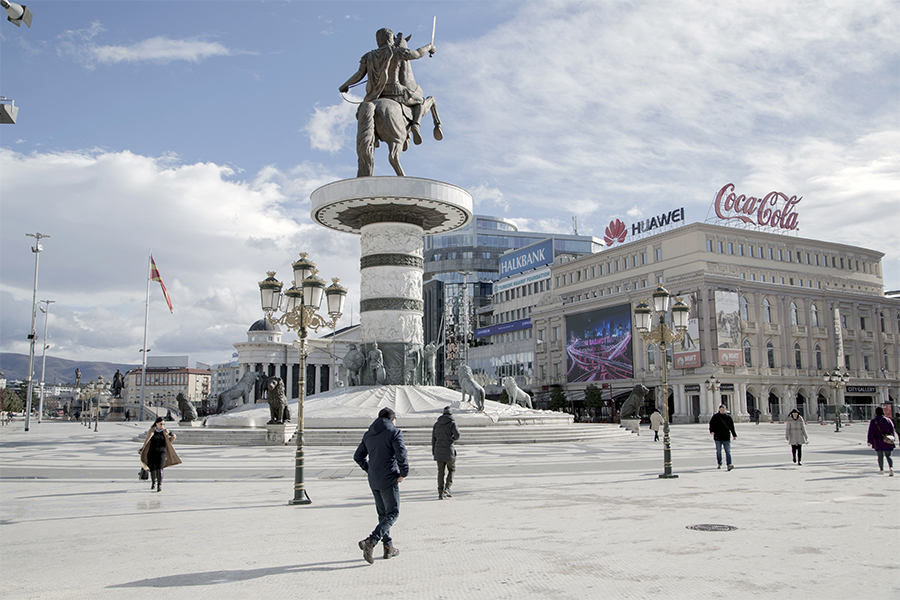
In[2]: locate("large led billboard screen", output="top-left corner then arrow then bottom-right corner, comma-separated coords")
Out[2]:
566,304 -> 634,382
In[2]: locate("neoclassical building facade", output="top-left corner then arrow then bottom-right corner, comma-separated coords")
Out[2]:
531,222 -> 899,422
231,318 -> 360,402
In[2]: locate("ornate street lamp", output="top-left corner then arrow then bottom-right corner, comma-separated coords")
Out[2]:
824,369 -> 850,432
633,287 -> 689,479
705,374 -> 722,407
260,253 -> 347,505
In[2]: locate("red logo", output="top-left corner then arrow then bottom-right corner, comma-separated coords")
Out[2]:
714,183 -> 800,231
604,219 -> 627,246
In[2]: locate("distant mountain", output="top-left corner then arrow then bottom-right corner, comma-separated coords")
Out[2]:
0,353 -> 139,385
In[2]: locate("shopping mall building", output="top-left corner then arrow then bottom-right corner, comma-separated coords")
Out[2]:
528,210 -> 899,422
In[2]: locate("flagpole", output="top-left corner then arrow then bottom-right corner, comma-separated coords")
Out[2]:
138,250 -> 151,422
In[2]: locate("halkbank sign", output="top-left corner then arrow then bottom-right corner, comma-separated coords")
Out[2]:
499,238 -> 554,279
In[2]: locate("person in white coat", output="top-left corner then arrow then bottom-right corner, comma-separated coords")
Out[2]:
785,408 -> 809,465
649,409 -> 664,442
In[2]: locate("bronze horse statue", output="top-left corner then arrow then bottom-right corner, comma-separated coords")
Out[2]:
356,33 -> 441,177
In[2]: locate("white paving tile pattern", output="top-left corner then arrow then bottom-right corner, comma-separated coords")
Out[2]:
1,419 -> 897,600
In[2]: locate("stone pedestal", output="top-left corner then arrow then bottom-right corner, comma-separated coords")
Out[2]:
621,418 -> 641,435
178,420 -> 203,427
311,177 -> 472,385
265,423 -> 297,445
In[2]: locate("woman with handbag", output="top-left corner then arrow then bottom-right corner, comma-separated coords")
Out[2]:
866,406 -> 896,476
139,417 -> 182,491
785,408 -> 808,465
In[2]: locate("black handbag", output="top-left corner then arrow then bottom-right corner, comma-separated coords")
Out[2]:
139,468 -> 149,480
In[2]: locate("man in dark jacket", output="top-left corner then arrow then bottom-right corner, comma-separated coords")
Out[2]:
432,406 -> 460,499
709,404 -> 737,470
354,407 -> 409,564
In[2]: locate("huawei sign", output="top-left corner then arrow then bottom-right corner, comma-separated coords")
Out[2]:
604,219 -> 627,246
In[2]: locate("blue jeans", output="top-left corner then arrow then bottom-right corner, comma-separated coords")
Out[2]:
715,440 -> 732,466
369,483 -> 400,545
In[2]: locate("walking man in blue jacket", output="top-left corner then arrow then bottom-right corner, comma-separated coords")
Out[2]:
354,407 -> 409,564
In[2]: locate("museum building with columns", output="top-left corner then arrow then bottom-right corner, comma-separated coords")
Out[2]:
531,221 -> 899,423
231,318 -> 360,403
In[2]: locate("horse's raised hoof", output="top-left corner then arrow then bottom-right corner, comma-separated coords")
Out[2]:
411,125 -> 423,145
433,126 -> 443,141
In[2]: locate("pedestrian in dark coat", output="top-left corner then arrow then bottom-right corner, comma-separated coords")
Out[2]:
354,407 -> 409,564
432,406 -> 460,499
709,405 -> 737,470
867,406 -> 896,476
785,408 -> 808,465
139,417 -> 181,492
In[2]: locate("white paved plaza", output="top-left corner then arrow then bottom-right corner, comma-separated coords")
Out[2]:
1,418 -> 897,600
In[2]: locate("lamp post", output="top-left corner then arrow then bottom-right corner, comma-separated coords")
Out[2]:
37,299 -> 55,424
633,286 -> 690,479
824,369 -> 849,432
259,253 -> 347,505
705,374 -> 722,411
23,232 -> 48,432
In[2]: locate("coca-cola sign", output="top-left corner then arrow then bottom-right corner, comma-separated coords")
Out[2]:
714,183 -> 800,231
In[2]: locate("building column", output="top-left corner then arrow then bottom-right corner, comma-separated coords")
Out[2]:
736,382 -> 748,420
286,364 -> 294,400
314,365 -> 322,396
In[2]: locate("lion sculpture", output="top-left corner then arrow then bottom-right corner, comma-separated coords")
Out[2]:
619,384 -> 649,420
217,371 -> 263,412
502,376 -> 533,409
459,365 -> 485,411
176,392 -> 197,422
264,376 -> 290,424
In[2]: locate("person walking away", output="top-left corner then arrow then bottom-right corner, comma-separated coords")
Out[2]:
649,409 -> 664,442
867,406 -> 896,476
354,407 -> 409,563
709,404 -> 737,470
432,406 -> 460,499
139,417 -> 181,492
785,408 -> 808,465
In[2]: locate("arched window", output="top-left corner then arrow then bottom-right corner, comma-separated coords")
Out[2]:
740,296 -> 750,321
794,343 -> 802,369
766,341 -> 775,368
790,302 -> 799,326
648,345 -> 656,369
815,344 -> 823,370
743,339 -> 752,367
811,303 -> 819,328
763,298 -> 773,323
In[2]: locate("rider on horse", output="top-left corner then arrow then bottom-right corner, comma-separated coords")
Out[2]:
339,28 -> 436,156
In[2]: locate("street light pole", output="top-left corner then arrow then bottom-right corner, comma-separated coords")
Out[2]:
824,369 -> 849,432
260,254 -> 347,506
634,287 -> 690,479
24,232 -> 48,432
37,299 -> 55,423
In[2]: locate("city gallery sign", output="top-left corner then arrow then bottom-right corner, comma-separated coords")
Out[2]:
714,183 -> 801,231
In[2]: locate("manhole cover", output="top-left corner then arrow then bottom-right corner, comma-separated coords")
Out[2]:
686,524 -> 738,532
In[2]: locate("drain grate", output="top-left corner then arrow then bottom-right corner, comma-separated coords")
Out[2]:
686,524 -> 738,532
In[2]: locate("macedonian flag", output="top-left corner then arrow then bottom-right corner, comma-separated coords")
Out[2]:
150,254 -> 173,313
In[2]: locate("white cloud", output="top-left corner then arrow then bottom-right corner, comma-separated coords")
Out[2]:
57,22 -> 234,68
426,0 -> 899,286
0,149 -> 361,365
304,99 -> 359,154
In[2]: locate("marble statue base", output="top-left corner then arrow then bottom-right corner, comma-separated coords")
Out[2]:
206,385 -> 572,429
621,418 -> 641,435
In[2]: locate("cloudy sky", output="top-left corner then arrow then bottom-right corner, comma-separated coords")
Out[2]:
1,0 -> 898,371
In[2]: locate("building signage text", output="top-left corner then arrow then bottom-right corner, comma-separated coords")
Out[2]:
714,183 -> 800,231
499,238 -> 554,278
846,386 -> 875,394
493,266 -> 551,294
631,207 -> 685,236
